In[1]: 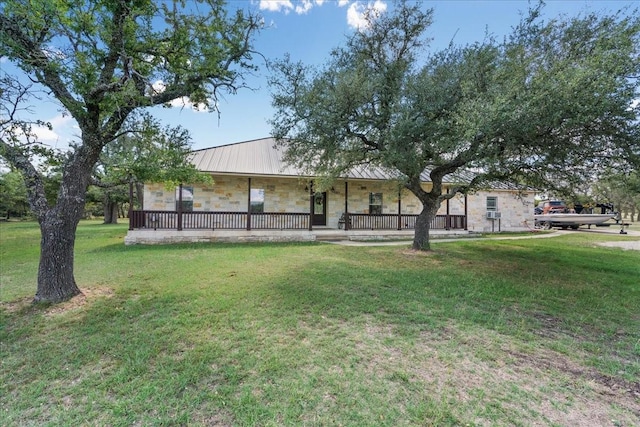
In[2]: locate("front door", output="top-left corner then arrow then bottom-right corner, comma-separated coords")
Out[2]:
312,192 -> 327,226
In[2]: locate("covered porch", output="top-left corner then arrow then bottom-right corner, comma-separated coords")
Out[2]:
126,173 -> 470,244
126,180 -> 468,242
128,210 -> 467,232
125,219 -> 471,245
125,209 -> 468,245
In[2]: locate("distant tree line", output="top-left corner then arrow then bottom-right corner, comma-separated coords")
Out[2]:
0,167 -> 127,222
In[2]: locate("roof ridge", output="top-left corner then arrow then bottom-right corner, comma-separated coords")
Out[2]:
190,136 -> 275,153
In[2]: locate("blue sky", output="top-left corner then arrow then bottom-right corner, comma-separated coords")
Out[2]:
7,0 -> 638,152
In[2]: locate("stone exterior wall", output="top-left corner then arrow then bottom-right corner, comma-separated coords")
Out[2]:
143,176 -> 534,231
144,176 -> 309,213
465,190 -> 535,232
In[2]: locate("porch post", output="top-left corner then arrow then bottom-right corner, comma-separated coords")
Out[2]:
247,177 -> 252,231
397,189 -> 402,230
446,188 -> 450,230
177,183 -> 183,231
308,180 -> 314,231
344,181 -> 349,231
128,177 -> 134,231
464,193 -> 468,230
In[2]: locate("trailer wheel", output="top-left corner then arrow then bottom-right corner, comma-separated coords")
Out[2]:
570,225 -> 579,230
543,221 -> 552,230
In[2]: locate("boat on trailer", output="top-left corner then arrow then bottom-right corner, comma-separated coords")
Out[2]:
534,213 -> 618,230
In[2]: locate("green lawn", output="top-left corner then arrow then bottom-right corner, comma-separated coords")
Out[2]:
1,221 -> 639,426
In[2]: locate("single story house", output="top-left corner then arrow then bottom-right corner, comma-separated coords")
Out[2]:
125,137 -> 535,244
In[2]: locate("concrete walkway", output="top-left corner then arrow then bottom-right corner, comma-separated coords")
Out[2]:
323,225 -> 640,249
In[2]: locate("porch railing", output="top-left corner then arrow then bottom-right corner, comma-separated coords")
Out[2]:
347,213 -> 466,230
130,210 -> 466,231
129,210 -> 310,230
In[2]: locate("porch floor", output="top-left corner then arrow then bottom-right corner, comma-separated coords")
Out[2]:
311,227 -> 473,241
124,227 -> 475,245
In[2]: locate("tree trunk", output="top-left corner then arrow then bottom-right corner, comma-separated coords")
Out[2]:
29,136 -> 103,303
103,197 -> 118,224
34,210 -> 82,303
412,202 -> 439,251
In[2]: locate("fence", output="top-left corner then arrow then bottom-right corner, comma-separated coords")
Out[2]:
130,211 -> 466,231
347,214 -> 466,230
129,210 -> 310,230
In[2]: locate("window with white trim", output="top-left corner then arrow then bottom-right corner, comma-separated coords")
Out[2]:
250,188 -> 265,213
369,192 -> 383,215
486,196 -> 498,211
175,186 -> 194,212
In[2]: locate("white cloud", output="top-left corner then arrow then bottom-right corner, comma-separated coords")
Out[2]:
7,113 -> 76,150
259,0 -> 326,15
168,97 -> 209,113
49,114 -> 74,130
151,80 -> 208,112
347,1 -> 387,30
259,0 -> 294,13
152,80 -> 167,94
256,0 -> 388,24
295,0 -> 314,14
31,124 -> 59,142
33,114 -> 75,143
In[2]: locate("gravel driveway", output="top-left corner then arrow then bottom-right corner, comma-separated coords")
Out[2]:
597,240 -> 640,251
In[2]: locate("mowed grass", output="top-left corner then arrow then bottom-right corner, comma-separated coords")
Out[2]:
1,221 -> 639,426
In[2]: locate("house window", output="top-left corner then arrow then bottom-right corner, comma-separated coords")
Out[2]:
486,196 -> 498,211
175,186 -> 194,212
250,188 -> 265,213
369,192 -> 383,215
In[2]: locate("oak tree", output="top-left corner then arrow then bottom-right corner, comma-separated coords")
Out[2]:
0,0 -> 260,302
269,1 -> 640,250
92,115 -> 207,224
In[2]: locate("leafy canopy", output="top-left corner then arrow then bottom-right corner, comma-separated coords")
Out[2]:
270,1 -> 640,197
0,0 -> 261,301
0,0 -> 259,219
0,0 -> 258,122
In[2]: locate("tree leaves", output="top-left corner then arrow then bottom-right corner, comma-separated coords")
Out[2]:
0,0 -> 261,301
269,0 -> 640,249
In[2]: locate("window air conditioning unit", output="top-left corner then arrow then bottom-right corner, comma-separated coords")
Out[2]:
486,211 -> 502,219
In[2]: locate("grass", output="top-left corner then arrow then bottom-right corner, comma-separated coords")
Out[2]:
1,220 -> 639,426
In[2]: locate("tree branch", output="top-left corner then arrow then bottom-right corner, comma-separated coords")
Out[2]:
0,138 -> 50,218
90,175 -> 129,188
0,16 -> 85,120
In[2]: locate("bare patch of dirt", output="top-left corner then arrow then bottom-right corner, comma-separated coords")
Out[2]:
0,296 -> 34,313
399,249 -> 444,266
192,414 -> 233,427
0,287 -> 114,315
355,320 -> 640,425
506,349 -> 640,401
528,311 -> 581,340
598,240 -> 640,251
44,287 -> 114,316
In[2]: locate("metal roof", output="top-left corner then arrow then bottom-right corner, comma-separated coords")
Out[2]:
189,137 -> 410,181
190,138 -> 300,176
189,137 -> 515,189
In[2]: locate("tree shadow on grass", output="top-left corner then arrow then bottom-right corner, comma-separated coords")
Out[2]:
265,242 -> 640,362
84,240 -> 321,254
